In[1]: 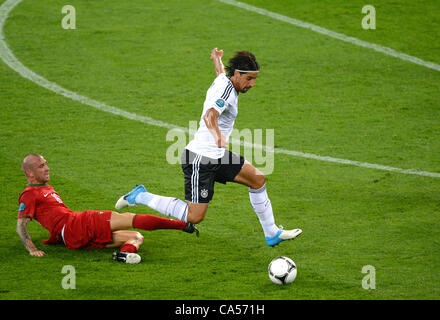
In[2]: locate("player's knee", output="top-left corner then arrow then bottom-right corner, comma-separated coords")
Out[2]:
133,232 -> 144,245
187,206 -> 207,224
252,172 -> 266,189
123,212 -> 136,219
187,213 -> 205,224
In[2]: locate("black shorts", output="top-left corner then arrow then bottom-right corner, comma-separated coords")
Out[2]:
181,149 -> 245,203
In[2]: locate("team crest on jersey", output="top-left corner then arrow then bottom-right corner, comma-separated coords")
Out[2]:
215,99 -> 225,108
200,189 -> 209,198
18,202 -> 26,212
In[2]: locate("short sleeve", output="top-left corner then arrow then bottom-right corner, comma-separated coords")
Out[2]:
208,97 -> 228,115
17,190 -> 36,220
206,74 -> 234,115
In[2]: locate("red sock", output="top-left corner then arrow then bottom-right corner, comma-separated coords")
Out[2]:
132,214 -> 186,231
120,243 -> 138,253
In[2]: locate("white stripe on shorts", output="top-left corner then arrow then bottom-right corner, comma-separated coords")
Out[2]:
191,155 -> 197,203
191,154 -> 202,203
61,225 -> 66,245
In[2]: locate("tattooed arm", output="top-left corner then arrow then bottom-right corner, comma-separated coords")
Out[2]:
16,218 -> 46,257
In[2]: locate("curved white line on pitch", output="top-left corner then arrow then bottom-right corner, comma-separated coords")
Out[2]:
1,0 -> 439,178
219,0 -> 440,72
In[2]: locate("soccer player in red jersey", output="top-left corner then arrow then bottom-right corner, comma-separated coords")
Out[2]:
16,154 -> 198,263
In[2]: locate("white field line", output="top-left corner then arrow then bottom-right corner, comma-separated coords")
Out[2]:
1,0 -> 439,178
219,0 -> 440,72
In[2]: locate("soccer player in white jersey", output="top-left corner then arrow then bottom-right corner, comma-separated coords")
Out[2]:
116,48 -> 302,247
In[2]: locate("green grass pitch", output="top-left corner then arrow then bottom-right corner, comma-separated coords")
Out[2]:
0,0 -> 439,300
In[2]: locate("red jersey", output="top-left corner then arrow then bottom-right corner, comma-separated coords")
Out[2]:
18,184 -> 73,244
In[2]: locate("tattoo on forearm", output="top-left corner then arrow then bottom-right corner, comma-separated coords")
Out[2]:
16,219 -> 37,252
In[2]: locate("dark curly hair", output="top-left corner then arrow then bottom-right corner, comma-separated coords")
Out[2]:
225,51 -> 259,77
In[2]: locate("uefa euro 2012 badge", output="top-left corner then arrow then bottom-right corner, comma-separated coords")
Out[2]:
215,99 -> 225,108
18,202 -> 26,212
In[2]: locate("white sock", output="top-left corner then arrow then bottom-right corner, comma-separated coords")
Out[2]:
249,184 -> 279,238
135,192 -> 188,222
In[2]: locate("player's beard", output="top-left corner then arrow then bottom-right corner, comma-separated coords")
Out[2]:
38,171 -> 50,184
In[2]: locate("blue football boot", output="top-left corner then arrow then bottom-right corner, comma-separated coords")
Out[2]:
115,184 -> 147,210
266,227 -> 302,247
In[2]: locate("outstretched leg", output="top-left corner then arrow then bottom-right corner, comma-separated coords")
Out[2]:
109,211 -> 198,235
115,186 -> 209,224
233,161 -> 302,247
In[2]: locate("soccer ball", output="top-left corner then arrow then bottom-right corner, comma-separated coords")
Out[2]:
268,256 -> 297,285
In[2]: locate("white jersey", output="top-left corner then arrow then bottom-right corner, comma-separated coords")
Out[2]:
186,73 -> 238,159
